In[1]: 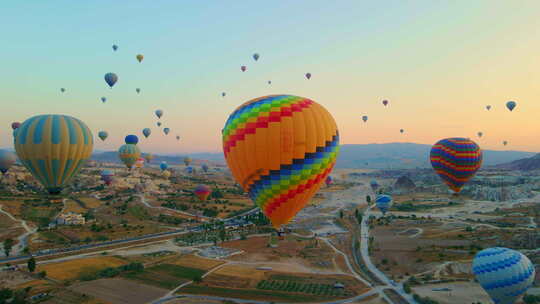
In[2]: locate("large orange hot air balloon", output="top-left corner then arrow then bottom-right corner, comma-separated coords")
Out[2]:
222,95 -> 340,228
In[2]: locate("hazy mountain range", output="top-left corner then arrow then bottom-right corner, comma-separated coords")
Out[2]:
90,143 -> 536,169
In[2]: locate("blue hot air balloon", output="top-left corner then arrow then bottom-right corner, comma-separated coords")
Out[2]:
473,247 -> 535,304
125,135 -> 138,145
112,44 -> 118,51
370,180 -> 379,192
0,150 -> 16,175
142,128 -> 151,138
101,97 -> 107,103
98,131 -> 108,141
163,128 -> 170,135
506,101 -> 516,111
375,194 -> 393,215
160,162 -> 168,171
104,73 -> 118,88
185,166 -> 193,174
201,163 -> 209,172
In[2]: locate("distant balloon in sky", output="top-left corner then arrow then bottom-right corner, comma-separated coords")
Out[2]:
370,180 -> 379,192
486,105 -> 491,111
163,128 -> 170,135
101,170 -> 114,186
0,150 -> 16,175
477,132 -> 483,138
155,109 -> 163,119
185,166 -> 193,174
60,88 -> 65,93
506,101 -> 516,111
241,66 -> 247,72
176,135 -> 180,141
112,44 -> 118,51
144,153 -> 154,163
305,73 -> 311,79
503,140 -> 508,146
160,162 -> 168,171
222,92 -> 226,97
125,135 -> 139,145
14,114 -> 93,194
162,170 -> 171,178
194,184 -> 211,201
430,137 -> 482,193
362,115 -> 368,123
400,129 -> 404,134
268,80 -> 272,85
253,53 -> 260,61
101,97 -> 107,103
157,122 -> 162,127
375,194 -> 393,215
11,122 -> 20,130
142,128 -> 151,138
119,144 -> 141,170
183,157 -> 192,166
104,73 -> 118,88
98,131 -> 108,141
473,247 -> 535,304
135,158 -> 145,169
325,175 -> 333,186
136,88 -> 140,94
201,163 -> 209,173
222,95 -> 339,228
136,54 -> 144,63
382,100 -> 388,106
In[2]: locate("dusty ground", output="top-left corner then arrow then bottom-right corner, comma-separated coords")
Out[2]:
38,256 -> 128,281
412,282 -> 490,304
169,254 -> 225,271
0,269 -> 34,288
70,278 -> 168,304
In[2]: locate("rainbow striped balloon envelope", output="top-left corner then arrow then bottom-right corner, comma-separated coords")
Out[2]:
194,184 -> 211,201
222,95 -> 340,228
430,137 -> 482,193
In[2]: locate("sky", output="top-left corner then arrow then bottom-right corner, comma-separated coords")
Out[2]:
2,1 -> 540,154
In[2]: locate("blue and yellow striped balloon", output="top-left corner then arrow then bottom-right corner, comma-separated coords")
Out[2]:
118,144 -> 141,169
14,114 -> 94,194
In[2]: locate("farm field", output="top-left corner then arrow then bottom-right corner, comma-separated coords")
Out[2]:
123,263 -> 206,289
63,199 -> 87,213
38,256 -> 128,281
169,254 -> 225,271
69,278 -> 167,304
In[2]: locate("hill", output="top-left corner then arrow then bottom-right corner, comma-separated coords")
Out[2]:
495,153 -> 540,171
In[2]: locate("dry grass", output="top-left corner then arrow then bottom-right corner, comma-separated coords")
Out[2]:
169,254 -> 224,271
38,256 -> 128,281
0,200 -> 23,216
16,279 -> 55,295
79,197 -> 102,209
63,200 -> 87,214
213,265 -> 267,281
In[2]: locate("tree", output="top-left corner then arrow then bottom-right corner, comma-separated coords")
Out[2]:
219,228 -> 227,243
38,271 -> 47,278
193,275 -> 203,283
339,210 -> 344,219
366,195 -> 371,203
27,257 -> 36,272
3,238 -> 14,257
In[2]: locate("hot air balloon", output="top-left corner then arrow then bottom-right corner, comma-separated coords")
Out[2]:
253,53 -> 260,61
473,247 -> 535,304
136,54 -> 144,63
477,132 -> 483,138
104,73 -> 118,88
202,163 -> 209,172
503,140 -> 508,146
112,44 -> 118,51
176,135 -> 180,141
222,92 -> 226,97
136,88 -> 140,94
135,157 -> 145,169
160,162 -> 168,171
305,73 -> 311,79
101,170 -> 114,186
486,105 -> 491,111
157,122 -> 162,127
125,135 -> 139,145
430,138 -> 482,193
60,88 -> 66,93
144,153 -> 154,163
98,131 -> 108,141
11,122 -> 20,130
142,128 -> 151,138
163,128 -> 170,135
14,115 -> 94,194
223,95 -> 339,228
268,80 -> 272,85
118,144 -> 141,170
185,166 -> 193,174
382,100 -> 388,106
375,194 -> 393,215
370,180 -> 379,192
155,110 -> 163,119
162,170 -> 171,178
400,129 -> 404,134
362,115 -> 368,123
183,157 -> 192,166
241,66 -> 247,72
506,101 -> 516,111
325,175 -> 333,186
194,184 -> 211,201
101,97 -> 107,103
0,150 -> 16,175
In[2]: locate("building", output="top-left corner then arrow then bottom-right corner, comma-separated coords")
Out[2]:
56,212 -> 85,225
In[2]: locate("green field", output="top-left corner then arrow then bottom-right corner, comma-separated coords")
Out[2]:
257,280 -> 345,297
123,264 -> 205,289
180,285 -> 328,302
128,205 -> 149,220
